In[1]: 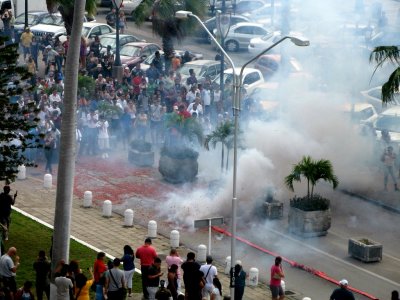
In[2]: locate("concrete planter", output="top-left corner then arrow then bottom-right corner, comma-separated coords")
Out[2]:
159,154 -> 198,184
128,149 -> 154,167
348,238 -> 382,262
263,201 -> 283,219
288,207 -> 331,237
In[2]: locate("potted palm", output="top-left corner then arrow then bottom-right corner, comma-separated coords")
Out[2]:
285,156 -> 339,237
158,112 -> 203,183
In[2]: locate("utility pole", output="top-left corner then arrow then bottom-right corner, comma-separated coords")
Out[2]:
219,0 -> 226,114
24,0 -> 28,29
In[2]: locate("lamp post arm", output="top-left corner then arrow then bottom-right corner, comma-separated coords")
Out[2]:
188,13 -> 235,71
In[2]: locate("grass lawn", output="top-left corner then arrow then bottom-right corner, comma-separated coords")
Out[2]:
5,210 -> 142,293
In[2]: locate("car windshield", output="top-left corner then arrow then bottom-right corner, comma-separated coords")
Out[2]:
120,45 -> 141,57
15,14 -> 38,25
100,37 -> 116,49
179,64 -> 204,77
41,15 -> 64,26
376,116 -> 400,132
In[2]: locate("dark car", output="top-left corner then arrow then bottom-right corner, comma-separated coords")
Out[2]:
120,42 -> 161,69
195,14 -> 250,42
99,33 -> 144,55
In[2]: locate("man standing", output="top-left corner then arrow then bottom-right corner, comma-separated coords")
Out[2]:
147,257 -> 163,300
0,247 -> 20,300
270,256 -> 285,300
33,250 -> 51,300
381,146 -> 399,191
330,279 -> 355,300
20,27 -> 33,61
106,8 -> 116,28
199,255 -> 218,299
0,186 -> 17,241
136,238 -> 157,300
181,252 -> 201,300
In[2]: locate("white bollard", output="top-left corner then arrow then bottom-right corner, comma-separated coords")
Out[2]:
148,220 -> 157,238
224,256 -> 231,275
102,200 -> 112,217
248,267 -> 259,286
197,244 -> 207,263
43,174 -> 52,188
170,230 -> 180,248
124,209 -> 134,227
17,165 -> 26,180
302,298 -> 312,300
83,191 -> 92,208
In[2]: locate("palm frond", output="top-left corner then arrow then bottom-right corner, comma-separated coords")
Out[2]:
381,68 -> 400,104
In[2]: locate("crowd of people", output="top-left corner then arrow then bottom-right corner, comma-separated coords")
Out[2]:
3,19 -> 247,173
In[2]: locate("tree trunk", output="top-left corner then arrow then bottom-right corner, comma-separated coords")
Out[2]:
51,0 -> 86,275
221,143 -> 225,172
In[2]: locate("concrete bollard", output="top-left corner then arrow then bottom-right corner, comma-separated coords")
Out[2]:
197,244 -> 207,263
148,220 -> 157,238
17,165 -> 26,180
248,267 -> 259,286
224,256 -> 231,275
302,298 -> 312,300
170,230 -> 180,248
102,200 -> 112,217
124,209 -> 134,227
43,174 -> 52,188
83,191 -> 92,208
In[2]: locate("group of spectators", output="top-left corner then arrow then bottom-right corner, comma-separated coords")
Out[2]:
3,18 -> 242,171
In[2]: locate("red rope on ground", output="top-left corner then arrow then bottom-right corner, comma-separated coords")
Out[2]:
212,226 -> 379,300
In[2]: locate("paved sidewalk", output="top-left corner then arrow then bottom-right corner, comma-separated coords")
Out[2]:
12,175 -> 274,300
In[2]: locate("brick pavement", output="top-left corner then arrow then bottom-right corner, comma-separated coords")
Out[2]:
12,175 -> 276,300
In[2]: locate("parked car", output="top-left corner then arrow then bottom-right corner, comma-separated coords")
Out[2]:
30,23 -> 66,40
233,0 -> 266,14
120,0 -> 142,18
373,106 -> 400,144
99,33 -> 144,54
248,31 -> 280,54
180,59 -> 227,85
254,54 -> 310,81
195,14 -> 250,42
342,103 -> 378,125
96,0 -> 112,7
120,42 -> 161,69
14,11 -> 48,37
246,81 -> 280,120
361,86 -> 400,109
212,67 -> 264,94
213,22 -> 269,52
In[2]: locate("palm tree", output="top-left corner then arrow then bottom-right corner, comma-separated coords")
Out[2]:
285,156 -> 339,199
204,121 -> 234,172
46,0 -> 96,35
45,0 -> 92,271
370,46 -> 400,104
133,0 -> 207,71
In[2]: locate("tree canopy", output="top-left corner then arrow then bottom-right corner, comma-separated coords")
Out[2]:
0,37 -> 40,182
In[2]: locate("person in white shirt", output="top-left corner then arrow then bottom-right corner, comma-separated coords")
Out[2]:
187,97 -> 203,116
186,84 -> 199,104
97,115 -> 109,159
49,89 -> 62,104
199,84 -> 211,116
199,256 -> 218,299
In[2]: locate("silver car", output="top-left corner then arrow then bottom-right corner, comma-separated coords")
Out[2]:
213,22 -> 269,52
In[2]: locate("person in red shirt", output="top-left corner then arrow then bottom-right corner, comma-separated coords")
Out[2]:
93,252 -> 107,287
270,256 -> 285,300
136,238 -> 157,300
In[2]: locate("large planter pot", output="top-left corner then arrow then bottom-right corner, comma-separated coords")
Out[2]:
348,238 -> 382,262
159,153 -> 198,184
128,149 -> 154,167
263,201 -> 283,219
288,207 -> 331,237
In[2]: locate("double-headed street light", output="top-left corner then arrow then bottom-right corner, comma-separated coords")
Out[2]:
176,10 -> 309,300
112,0 -> 124,82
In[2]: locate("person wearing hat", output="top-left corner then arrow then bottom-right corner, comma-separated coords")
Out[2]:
136,238 -> 158,300
330,279 -> 355,300
20,27 -> 34,61
200,255 -> 218,299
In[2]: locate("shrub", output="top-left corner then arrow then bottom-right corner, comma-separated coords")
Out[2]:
160,146 -> 199,160
290,194 -> 330,211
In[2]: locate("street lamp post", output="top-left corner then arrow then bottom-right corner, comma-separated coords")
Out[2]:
175,10 -> 309,299
112,0 -> 124,82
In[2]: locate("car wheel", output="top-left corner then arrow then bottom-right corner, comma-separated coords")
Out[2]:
225,40 -> 239,52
